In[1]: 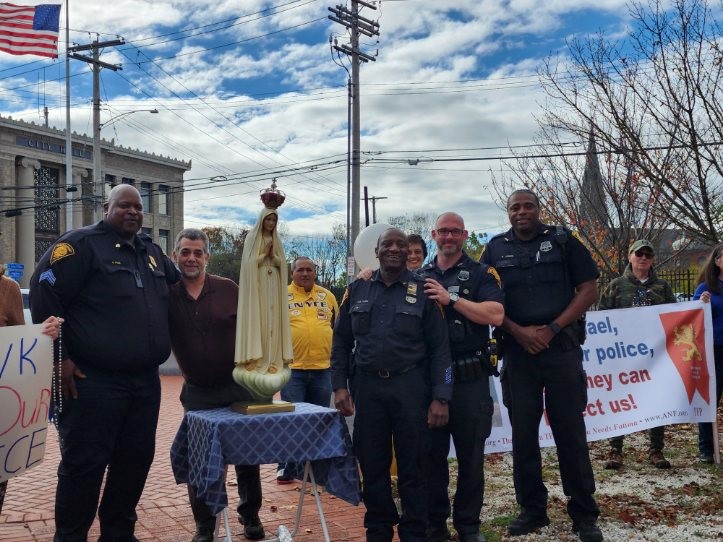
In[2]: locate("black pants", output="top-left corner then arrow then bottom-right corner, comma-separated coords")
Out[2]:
180,381 -> 262,527
502,341 -> 599,523
427,377 -> 492,535
54,368 -> 160,542
351,368 -> 429,542
699,344 -> 723,455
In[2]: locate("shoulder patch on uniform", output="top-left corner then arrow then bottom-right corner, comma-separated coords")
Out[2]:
39,269 -> 57,285
50,243 -> 75,265
341,287 -> 350,306
487,266 -> 501,287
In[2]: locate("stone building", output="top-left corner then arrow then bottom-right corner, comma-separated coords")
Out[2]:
0,115 -> 191,286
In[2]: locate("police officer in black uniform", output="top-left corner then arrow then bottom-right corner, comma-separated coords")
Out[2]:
421,212 -> 504,542
331,227 -> 452,542
481,189 -> 603,542
30,184 -> 178,542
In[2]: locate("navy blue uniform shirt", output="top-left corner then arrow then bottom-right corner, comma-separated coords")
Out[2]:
481,224 -> 599,325
30,220 -> 179,374
421,251 -> 504,357
331,269 -> 453,401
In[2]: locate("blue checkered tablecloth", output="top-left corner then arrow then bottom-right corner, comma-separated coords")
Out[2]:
170,402 -> 360,515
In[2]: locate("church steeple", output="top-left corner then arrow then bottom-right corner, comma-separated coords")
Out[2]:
580,129 -> 607,229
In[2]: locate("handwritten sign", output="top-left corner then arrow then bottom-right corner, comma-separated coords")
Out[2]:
0,325 -> 53,483
481,301 -> 716,454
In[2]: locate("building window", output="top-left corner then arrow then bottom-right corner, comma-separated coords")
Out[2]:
104,174 -> 115,200
140,181 -> 151,212
121,177 -> 134,185
159,229 -> 170,254
158,184 -> 169,215
35,166 -> 60,262
141,227 -> 152,237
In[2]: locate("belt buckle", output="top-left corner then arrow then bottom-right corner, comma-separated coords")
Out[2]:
378,368 -> 391,378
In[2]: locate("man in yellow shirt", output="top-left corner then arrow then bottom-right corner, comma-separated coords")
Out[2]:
277,256 -> 340,483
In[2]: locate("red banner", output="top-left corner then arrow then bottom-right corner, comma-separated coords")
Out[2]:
659,309 -> 710,404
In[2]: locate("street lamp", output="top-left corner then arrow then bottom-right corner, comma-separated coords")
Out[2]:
92,108 -> 159,221
99,108 -> 159,130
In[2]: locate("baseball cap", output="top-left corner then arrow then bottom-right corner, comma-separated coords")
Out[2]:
629,239 -> 654,254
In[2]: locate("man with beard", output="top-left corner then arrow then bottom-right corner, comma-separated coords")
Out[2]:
421,212 -> 504,542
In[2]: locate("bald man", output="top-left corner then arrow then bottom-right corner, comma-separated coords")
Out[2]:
31,184 -> 179,542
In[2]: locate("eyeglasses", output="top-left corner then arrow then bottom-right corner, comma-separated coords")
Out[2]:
634,250 -> 654,259
436,228 -> 464,237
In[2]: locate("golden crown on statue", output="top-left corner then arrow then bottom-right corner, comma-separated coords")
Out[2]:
260,179 -> 286,209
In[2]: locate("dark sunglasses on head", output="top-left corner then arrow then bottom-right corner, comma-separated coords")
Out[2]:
634,250 -> 654,259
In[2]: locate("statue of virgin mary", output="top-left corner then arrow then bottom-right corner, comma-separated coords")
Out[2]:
233,184 -> 294,402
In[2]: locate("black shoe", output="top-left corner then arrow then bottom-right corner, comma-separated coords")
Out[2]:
426,524 -> 451,542
572,521 -> 604,542
276,468 -> 294,485
699,452 -> 714,464
458,532 -> 486,542
240,514 -> 265,540
649,450 -> 671,469
191,527 -> 214,542
507,513 -> 550,536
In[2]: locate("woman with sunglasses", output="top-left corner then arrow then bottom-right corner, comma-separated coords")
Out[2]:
598,239 -> 676,469
692,244 -> 723,463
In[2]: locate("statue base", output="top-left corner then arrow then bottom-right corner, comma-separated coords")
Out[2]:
231,400 -> 295,415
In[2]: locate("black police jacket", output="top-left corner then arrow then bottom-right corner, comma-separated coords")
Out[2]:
481,224 -> 598,326
330,269 -> 453,402
30,220 -> 179,374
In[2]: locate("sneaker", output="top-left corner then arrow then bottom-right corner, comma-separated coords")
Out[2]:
572,520 -> 604,542
507,513 -> 550,536
240,514 -> 265,541
699,452 -> 714,464
604,450 -> 623,470
276,468 -> 294,485
649,450 -> 671,469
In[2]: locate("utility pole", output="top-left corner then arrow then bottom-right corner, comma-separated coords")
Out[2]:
68,38 -> 124,224
328,1 -> 379,252
363,186 -> 387,225
369,195 -> 387,224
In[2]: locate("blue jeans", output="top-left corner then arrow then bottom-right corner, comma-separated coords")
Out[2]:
280,368 -> 332,407
699,345 -> 723,455
278,369 -> 332,476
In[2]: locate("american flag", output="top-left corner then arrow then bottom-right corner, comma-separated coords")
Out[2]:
0,3 -> 61,58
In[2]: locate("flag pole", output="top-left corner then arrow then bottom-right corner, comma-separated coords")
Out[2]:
64,0 -> 73,231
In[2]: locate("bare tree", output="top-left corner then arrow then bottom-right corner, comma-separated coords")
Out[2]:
496,0 -> 722,273
202,226 -> 248,281
286,223 -> 348,288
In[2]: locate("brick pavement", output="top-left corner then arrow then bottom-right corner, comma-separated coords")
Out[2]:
0,376 -> 371,542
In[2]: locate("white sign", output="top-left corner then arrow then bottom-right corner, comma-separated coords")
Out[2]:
0,325 -> 53,483
483,301 -> 716,454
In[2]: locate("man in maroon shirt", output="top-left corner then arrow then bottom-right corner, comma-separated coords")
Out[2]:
168,228 -> 264,542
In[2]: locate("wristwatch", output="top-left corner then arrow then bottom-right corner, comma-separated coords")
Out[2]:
548,322 -> 562,335
449,292 -> 459,306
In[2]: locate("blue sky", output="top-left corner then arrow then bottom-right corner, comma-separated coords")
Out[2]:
0,0 -> 638,237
